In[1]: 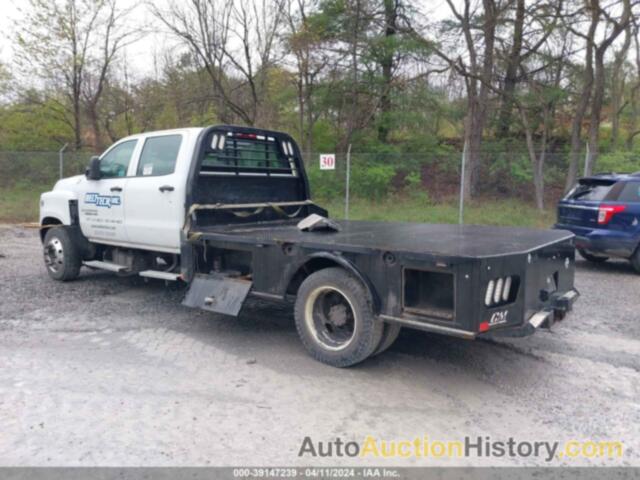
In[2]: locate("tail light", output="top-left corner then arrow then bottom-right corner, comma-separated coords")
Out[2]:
598,204 -> 625,225
484,275 -> 519,307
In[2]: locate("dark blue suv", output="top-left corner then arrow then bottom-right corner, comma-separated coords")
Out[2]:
555,173 -> 640,272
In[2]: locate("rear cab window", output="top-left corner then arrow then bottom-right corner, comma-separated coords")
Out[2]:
565,180 -> 617,202
201,132 -> 297,176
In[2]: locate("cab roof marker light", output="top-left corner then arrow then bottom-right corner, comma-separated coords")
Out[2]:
485,280 -> 495,307
493,277 -> 504,305
502,276 -> 512,302
235,133 -> 257,139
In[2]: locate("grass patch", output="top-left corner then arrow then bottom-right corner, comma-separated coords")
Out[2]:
0,182 -> 49,223
321,195 -> 556,228
0,185 -> 555,229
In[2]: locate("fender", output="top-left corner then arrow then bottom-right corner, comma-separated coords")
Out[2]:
288,251 -> 382,313
39,190 -> 79,226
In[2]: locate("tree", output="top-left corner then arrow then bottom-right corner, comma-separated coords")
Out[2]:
610,22 -> 632,147
584,0 -> 632,176
495,0 -> 562,138
285,0 -> 331,157
429,0 -> 503,200
517,49 -> 566,210
626,24 -> 640,149
376,0 -> 399,143
0,62 -> 11,101
151,0 -> 285,127
563,1 -> 598,192
82,0 -> 139,151
15,0 -> 136,152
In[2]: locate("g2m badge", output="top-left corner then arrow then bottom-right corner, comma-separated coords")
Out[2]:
489,310 -> 509,326
85,192 -> 121,208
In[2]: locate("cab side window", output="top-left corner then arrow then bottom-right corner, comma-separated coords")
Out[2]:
136,135 -> 183,177
100,140 -> 138,178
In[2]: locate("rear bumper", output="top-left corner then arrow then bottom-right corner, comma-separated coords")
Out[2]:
379,235 -> 579,341
383,289 -> 580,340
554,223 -> 637,258
480,289 -> 579,338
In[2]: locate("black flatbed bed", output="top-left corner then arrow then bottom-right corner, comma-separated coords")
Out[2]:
196,220 -> 574,259
177,125 -> 579,364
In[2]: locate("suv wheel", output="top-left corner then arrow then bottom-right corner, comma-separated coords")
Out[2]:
630,247 -> 640,274
294,268 -> 383,367
577,248 -> 608,263
43,227 -> 82,281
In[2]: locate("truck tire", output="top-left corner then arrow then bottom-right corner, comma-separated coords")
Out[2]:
43,227 -> 82,281
294,267 -> 384,367
372,323 -> 401,356
577,248 -> 608,263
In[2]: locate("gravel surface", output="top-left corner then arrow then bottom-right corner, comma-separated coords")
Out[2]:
0,225 -> 638,467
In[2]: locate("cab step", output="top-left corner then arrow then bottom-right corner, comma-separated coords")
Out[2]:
83,260 -> 127,272
139,270 -> 181,281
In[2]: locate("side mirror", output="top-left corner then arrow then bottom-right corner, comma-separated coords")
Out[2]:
86,156 -> 101,180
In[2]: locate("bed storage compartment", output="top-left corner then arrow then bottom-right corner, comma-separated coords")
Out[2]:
403,268 -> 455,321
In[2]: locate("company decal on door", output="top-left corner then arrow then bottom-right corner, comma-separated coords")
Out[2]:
84,192 -> 122,208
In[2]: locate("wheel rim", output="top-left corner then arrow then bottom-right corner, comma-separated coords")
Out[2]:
44,237 -> 64,273
304,286 -> 357,351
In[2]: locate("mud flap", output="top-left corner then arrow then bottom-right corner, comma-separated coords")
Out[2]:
182,274 -> 252,316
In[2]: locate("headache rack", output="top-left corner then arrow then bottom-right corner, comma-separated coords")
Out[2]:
200,131 -> 298,177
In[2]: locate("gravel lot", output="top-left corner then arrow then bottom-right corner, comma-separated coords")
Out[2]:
0,225 -> 638,467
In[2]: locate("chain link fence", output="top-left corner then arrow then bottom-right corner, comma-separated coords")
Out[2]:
0,151 -> 92,188
300,150 -> 572,214
1,148 -> 638,223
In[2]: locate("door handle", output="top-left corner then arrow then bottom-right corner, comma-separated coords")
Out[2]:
159,185 -> 175,192
110,186 -> 123,192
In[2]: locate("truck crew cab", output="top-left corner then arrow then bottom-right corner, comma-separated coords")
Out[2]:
40,125 -> 579,367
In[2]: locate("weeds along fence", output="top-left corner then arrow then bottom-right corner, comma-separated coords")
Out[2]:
2,148 -> 639,210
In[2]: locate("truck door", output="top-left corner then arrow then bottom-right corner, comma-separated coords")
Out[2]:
78,139 -> 139,243
124,133 -> 186,253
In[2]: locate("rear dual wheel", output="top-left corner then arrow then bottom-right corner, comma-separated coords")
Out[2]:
294,268 -> 400,367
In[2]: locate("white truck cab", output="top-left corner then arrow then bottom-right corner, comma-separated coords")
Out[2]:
40,128 -> 202,255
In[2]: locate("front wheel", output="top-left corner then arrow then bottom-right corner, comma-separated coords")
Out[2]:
43,227 -> 82,281
578,248 -> 608,263
294,268 -> 383,367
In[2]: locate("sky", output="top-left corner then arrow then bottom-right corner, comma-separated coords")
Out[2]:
0,0 -> 171,80
0,0 -> 452,81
